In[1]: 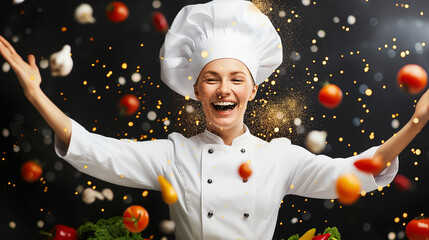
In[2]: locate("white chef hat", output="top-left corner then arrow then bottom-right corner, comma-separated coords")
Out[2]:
159,0 -> 283,100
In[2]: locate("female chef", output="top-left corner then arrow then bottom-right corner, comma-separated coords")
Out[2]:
1,0 -> 429,239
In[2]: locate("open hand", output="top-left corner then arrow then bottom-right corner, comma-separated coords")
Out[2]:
0,35 -> 42,100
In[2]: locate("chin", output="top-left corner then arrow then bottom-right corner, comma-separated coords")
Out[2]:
207,117 -> 243,131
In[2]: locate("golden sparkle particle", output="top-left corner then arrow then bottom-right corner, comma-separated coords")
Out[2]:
201,51 -> 209,58
365,89 -> 372,96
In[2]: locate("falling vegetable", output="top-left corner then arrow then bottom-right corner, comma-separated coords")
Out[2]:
123,205 -> 150,233
49,45 -> 73,77
152,12 -> 169,33
393,174 -> 412,192
158,175 -> 178,204
238,162 -> 252,181
119,94 -> 140,116
397,64 -> 428,94
353,157 -> 383,175
318,84 -> 343,109
40,224 -> 77,240
405,216 -> 429,240
335,173 -> 361,205
21,160 -> 43,183
106,1 -> 129,23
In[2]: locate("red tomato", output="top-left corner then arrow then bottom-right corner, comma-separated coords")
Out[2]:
21,160 -> 43,183
336,173 -> 361,205
238,163 -> 252,181
152,12 -> 169,33
106,1 -> 129,23
353,157 -> 383,174
318,84 -> 343,109
123,205 -> 149,233
393,174 -> 412,192
406,218 -> 429,240
397,64 -> 427,94
119,94 -> 140,116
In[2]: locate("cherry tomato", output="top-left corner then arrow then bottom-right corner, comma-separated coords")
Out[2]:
119,94 -> 140,116
106,1 -> 129,23
393,174 -> 412,192
318,84 -> 343,109
335,173 -> 361,205
152,12 -> 169,33
238,162 -> 252,181
397,64 -> 428,94
21,160 -> 43,183
123,205 -> 149,233
405,217 -> 429,240
158,175 -> 178,205
353,157 -> 383,174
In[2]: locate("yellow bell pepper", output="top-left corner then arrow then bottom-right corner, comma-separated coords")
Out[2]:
158,175 -> 178,204
299,228 -> 316,240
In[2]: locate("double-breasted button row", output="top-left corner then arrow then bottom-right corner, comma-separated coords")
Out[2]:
208,148 -> 245,153
206,211 -> 250,218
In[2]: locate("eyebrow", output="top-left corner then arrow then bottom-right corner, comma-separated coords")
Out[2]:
201,71 -> 247,77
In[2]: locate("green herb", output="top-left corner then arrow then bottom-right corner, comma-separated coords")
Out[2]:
286,226 -> 341,240
77,216 -> 143,240
322,227 -> 341,240
286,234 -> 300,240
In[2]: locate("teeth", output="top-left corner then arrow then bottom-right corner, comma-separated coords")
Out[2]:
213,102 -> 236,106
212,101 -> 237,111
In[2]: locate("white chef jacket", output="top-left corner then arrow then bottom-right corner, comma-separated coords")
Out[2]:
55,118 -> 398,240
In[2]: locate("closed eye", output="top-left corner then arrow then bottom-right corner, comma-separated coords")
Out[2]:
204,78 -> 219,83
232,79 -> 244,84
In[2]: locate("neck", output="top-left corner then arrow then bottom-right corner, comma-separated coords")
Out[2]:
207,123 -> 246,146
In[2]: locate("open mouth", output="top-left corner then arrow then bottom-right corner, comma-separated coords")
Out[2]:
211,101 -> 237,111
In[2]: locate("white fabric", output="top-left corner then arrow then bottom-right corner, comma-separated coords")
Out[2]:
55,119 -> 398,240
159,0 -> 283,100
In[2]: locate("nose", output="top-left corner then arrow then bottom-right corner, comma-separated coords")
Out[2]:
217,80 -> 231,97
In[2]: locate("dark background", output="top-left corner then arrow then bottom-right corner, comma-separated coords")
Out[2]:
1,0 -> 428,239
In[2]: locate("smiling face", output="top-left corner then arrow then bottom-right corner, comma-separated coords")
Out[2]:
194,58 -> 258,135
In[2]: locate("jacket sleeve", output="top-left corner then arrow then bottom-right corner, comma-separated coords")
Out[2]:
54,118 -> 173,190
283,144 -> 399,199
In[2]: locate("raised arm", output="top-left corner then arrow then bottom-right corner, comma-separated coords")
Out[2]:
0,35 -> 71,147
373,88 -> 429,176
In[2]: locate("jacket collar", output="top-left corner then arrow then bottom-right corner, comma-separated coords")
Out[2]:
202,125 -> 253,146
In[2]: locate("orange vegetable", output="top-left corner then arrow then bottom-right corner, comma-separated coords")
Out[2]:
336,173 -> 361,205
158,175 -> 178,204
238,163 -> 252,181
